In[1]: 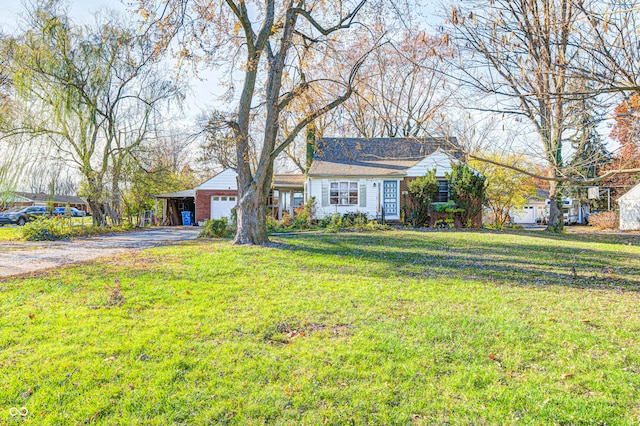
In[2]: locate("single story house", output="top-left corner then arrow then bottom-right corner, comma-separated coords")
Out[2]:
156,168 -> 305,225
0,192 -> 89,212
618,182 -> 640,231
306,137 -> 462,221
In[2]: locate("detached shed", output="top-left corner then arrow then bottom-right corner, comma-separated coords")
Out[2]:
618,182 -> 640,231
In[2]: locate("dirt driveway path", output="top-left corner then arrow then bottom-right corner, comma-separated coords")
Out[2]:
0,227 -> 199,278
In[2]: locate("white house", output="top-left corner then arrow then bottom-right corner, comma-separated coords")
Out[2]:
618,182 -> 640,231
306,137 -> 462,221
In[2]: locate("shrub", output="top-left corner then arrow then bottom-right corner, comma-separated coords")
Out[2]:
291,197 -> 316,230
316,212 -> 390,232
199,218 -> 231,238
280,211 -> 292,228
324,213 -> 344,233
587,211 -> 619,230
292,206 -> 309,229
406,170 -> 438,227
446,163 -> 486,228
266,216 -> 283,233
21,217 -> 72,241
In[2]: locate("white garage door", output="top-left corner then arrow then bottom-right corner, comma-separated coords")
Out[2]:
211,196 -> 237,219
512,206 -> 536,224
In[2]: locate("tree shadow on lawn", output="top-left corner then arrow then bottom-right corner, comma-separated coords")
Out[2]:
275,231 -> 640,291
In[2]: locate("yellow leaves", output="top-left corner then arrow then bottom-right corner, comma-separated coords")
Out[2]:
233,21 -> 242,36
451,7 -> 459,25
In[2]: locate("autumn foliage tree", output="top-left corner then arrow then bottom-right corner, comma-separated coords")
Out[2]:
606,94 -> 640,195
470,155 -> 538,228
448,0 -> 587,231
139,0 -> 396,245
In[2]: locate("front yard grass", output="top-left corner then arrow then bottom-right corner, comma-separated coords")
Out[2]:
1,230 -> 640,424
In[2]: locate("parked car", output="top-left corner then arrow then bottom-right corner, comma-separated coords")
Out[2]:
0,206 -> 49,226
52,207 -> 87,217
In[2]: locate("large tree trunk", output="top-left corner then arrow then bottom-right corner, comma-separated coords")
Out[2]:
547,179 -> 564,232
233,185 -> 269,245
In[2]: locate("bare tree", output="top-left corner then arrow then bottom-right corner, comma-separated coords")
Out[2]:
448,0 -> 592,230
340,31 -> 453,138
4,2 -> 182,225
575,1 -> 640,94
140,0 -> 387,244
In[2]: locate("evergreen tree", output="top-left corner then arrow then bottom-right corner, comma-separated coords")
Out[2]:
567,99 -> 611,205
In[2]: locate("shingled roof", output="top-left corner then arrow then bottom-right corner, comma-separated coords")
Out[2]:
308,137 -> 459,177
16,192 -> 88,205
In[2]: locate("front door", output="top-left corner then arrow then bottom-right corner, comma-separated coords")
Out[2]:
383,181 -> 398,217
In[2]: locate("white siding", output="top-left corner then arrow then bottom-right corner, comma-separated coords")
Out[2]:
619,183 -> 640,202
405,151 -> 455,177
510,202 -> 546,224
308,177 -> 401,220
619,183 -> 640,230
196,168 -> 238,191
619,199 -> 640,230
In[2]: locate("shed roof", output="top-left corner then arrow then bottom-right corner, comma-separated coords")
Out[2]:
273,174 -> 305,187
156,189 -> 195,199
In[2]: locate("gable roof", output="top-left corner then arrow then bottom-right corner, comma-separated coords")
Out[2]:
16,192 -> 87,205
196,168 -> 238,191
308,137 -> 460,177
618,182 -> 640,202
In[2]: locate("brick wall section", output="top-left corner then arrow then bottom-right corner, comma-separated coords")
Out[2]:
399,177 -> 415,222
195,189 -> 237,223
400,177 -> 483,228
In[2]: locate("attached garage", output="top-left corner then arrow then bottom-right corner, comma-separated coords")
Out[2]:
618,182 -> 640,231
194,168 -> 238,223
157,168 -> 306,225
210,195 -> 237,220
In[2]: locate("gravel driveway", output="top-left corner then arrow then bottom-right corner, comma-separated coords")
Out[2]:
0,227 -> 200,278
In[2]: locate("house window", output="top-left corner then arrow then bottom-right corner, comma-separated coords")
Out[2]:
330,182 -> 358,205
435,180 -> 449,203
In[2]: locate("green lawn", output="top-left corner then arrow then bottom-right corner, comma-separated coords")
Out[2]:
1,230 -> 640,424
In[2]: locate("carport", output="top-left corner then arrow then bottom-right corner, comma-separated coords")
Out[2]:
156,190 -> 195,226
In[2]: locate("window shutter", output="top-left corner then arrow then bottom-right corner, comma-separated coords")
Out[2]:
321,182 -> 329,207
359,183 -> 367,207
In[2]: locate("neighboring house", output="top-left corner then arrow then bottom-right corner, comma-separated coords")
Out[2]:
306,137 -> 461,221
510,190 -> 590,225
4,192 -> 90,212
510,190 -> 547,224
0,193 -> 33,211
156,168 -> 305,225
618,182 -> 640,231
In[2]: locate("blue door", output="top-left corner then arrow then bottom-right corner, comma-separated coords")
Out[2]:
383,181 -> 398,216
